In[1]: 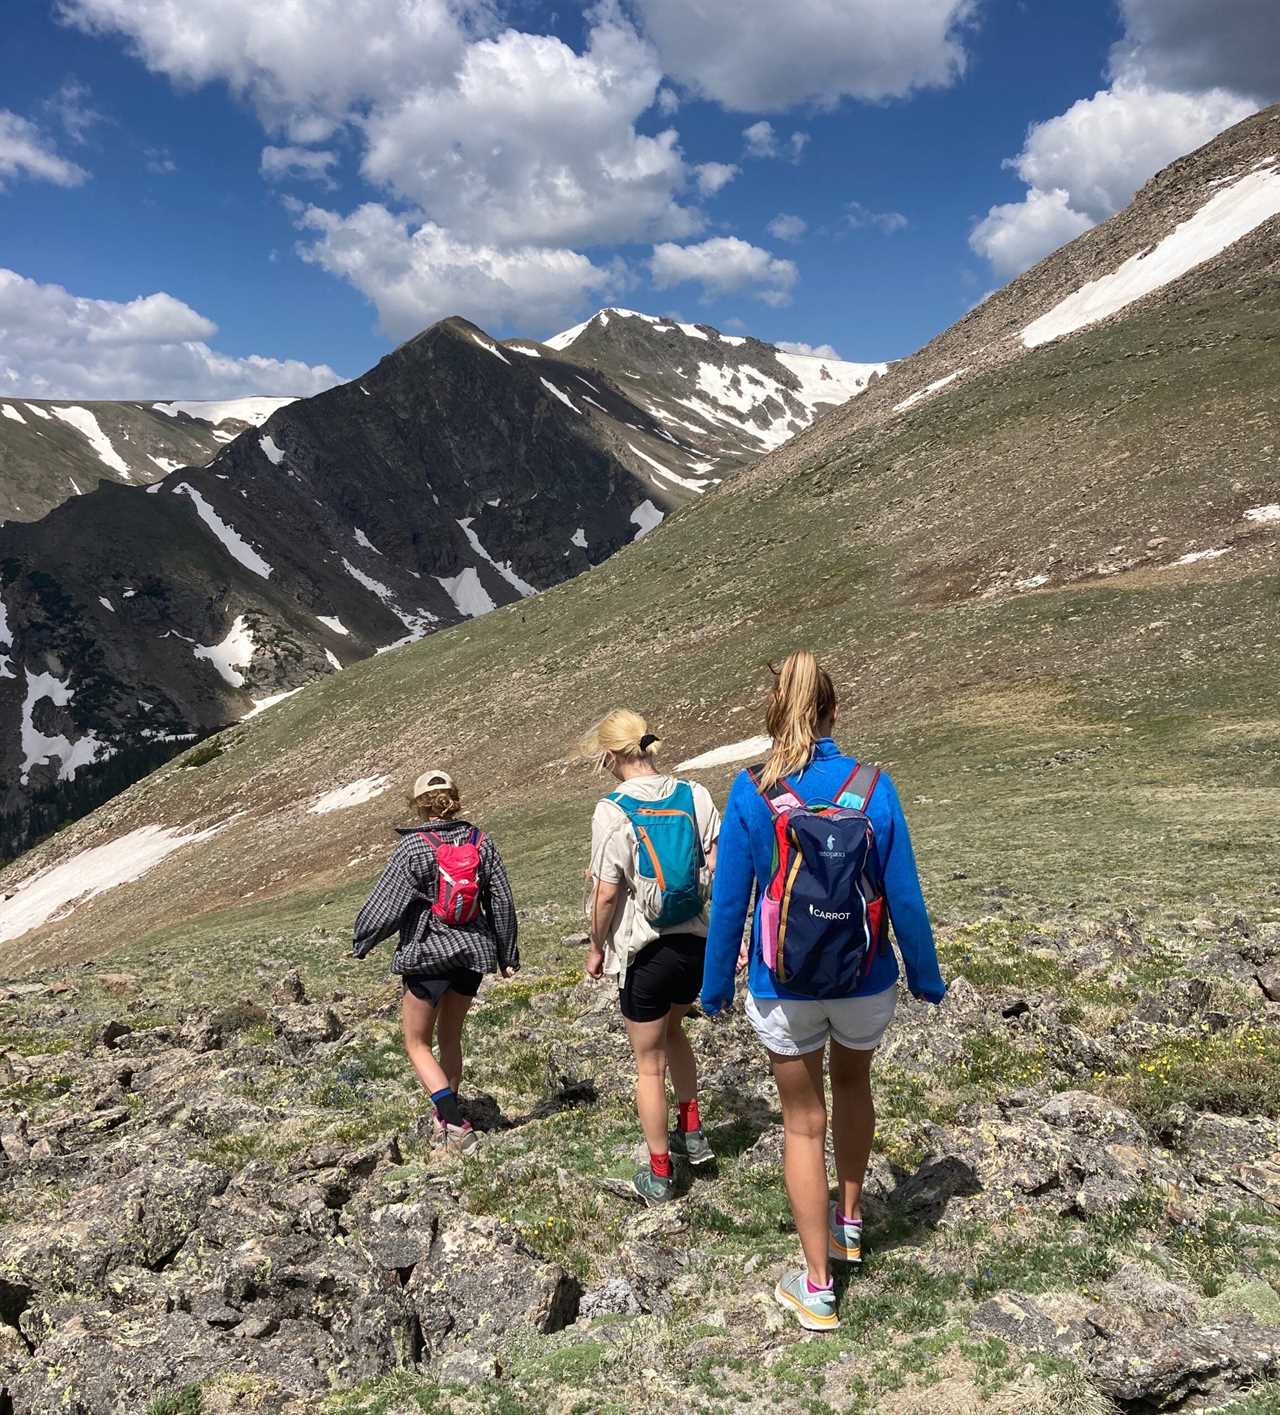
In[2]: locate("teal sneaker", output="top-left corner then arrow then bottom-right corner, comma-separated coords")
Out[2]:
774,1270 -> 839,1331
669,1127 -> 716,1167
631,1166 -> 675,1205
828,1203 -> 862,1264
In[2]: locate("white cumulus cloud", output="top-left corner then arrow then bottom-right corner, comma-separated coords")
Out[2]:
694,162 -> 738,197
0,267 -> 341,399
776,340 -> 842,358
260,145 -> 338,185
969,187 -> 1094,280
767,214 -> 808,242
969,0 -> 1269,280
0,110 -> 88,190
634,0 -> 977,111
296,204 -> 613,341
650,237 -> 797,306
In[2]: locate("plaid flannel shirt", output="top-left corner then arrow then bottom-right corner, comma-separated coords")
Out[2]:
352,820 -> 519,976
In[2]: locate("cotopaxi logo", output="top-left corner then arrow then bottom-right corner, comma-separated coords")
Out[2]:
809,904 -> 853,921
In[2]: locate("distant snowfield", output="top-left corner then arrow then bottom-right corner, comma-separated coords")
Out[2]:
342,557 -> 438,644
259,435 -> 286,466
2,404 -> 25,424
457,517 -> 537,597
1172,547 -> 1231,566
628,442 -> 709,492
316,614 -> 349,635
677,735 -> 772,771
1023,166 -> 1280,349
309,775 -> 391,815
152,396 -> 296,427
0,822 -> 226,943
1244,504 -> 1280,524
48,404 -> 131,477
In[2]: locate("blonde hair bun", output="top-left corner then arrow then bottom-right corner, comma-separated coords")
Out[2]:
580,709 -> 661,765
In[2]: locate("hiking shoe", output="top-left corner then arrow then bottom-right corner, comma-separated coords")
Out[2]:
669,1127 -> 716,1167
632,1166 -> 675,1205
828,1203 -> 862,1264
774,1270 -> 839,1331
438,1119 -> 480,1155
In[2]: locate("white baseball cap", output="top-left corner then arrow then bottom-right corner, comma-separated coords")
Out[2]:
413,768 -> 455,798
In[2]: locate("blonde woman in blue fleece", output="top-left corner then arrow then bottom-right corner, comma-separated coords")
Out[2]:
700,651 -> 945,1331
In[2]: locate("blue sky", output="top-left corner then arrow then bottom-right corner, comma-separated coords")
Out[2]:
1,1 -> 1272,396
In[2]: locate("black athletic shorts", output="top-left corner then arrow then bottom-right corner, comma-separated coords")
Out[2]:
402,969 -> 482,1006
619,933 -> 706,1023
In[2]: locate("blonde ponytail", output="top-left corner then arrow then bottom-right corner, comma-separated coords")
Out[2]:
580,709 -> 662,770
761,651 -> 837,788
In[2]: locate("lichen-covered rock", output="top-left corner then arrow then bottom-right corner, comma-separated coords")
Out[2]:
270,1004 -> 341,1053
1090,1317 -> 1280,1409
969,1291 -> 1097,1356
409,1212 -> 580,1360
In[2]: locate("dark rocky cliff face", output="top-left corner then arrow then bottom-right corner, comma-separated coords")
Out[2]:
0,318 -> 707,856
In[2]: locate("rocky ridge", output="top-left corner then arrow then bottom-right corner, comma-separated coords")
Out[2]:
0,398 -> 294,523
1,913 -> 1277,1412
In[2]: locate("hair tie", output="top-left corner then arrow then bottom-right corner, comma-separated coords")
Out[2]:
639,733 -> 658,751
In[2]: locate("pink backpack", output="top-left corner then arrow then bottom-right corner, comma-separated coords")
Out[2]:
419,828 -> 485,925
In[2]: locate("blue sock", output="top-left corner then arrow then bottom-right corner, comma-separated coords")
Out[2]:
431,1087 -> 463,1126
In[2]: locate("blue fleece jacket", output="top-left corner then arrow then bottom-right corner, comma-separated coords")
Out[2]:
700,739 -> 946,1014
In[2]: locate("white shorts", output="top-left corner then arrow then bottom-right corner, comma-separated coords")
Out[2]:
745,984 -> 897,1057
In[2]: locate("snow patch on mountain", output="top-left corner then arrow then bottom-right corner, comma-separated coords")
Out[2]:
1023,166 -> 1280,349
1172,547 -> 1231,566
24,403 -> 51,420
316,614 -> 349,635
539,378 -> 580,415
309,775 -> 391,815
242,687 -> 304,720
1244,504 -> 1280,524
677,735 -> 773,771
149,455 -> 184,474
260,435 -> 286,466
630,500 -> 664,538
342,559 -> 439,642
193,615 -> 256,688
627,442 -> 709,492
0,821 -> 228,942
354,528 -> 382,555
457,518 -> 537,597
173,484 -> 273,579
2,405 -> 25,424
470,333 -> 511,365
894,369 -> 968,413
0,598 -> 13,680
49,405 -> 131,478
571,528 -> 588,549
435,566 -> 497,619
152,397 -> 296,427
19,668 -> 109,786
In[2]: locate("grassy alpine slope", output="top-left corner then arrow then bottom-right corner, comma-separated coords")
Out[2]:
1,110 -> 1278,1415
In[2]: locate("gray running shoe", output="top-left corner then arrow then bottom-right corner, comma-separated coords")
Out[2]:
436,1118 -> 480,1155
632,1166 -> 675,1205
774,1270 -> 839,1331
669,1127 -> 716,1167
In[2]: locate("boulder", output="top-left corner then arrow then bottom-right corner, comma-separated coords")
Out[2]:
270,1005 -> 341,1053
272,968 -> 307,1006
1090,1317 -> 1280,1409
408,1212 -> 580,1360
969,1291 -> 1097,1356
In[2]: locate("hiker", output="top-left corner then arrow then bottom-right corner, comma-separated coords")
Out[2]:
582,710 -> 721,1204
352,768 -> 518,1153
700,652 -> 946,1330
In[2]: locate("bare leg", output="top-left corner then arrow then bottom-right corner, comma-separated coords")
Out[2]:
400,989 -> 448,1095
664,1002 -> 697,1106
624,1013 -> 671,1157
829,1042 -> 876,1221
770,1046 -> 831,1286
435,988 -> 475,1094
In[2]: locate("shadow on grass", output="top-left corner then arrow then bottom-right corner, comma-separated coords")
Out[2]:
460,1076 -> 599,1133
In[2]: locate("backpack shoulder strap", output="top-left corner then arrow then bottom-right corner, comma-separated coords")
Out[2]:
747,764 -> 805,816
834,762 -> 881,811
418,829 -> 442,848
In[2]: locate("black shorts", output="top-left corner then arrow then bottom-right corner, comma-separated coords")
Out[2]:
620,933 -> 706,1023
402,969 -> 482,1006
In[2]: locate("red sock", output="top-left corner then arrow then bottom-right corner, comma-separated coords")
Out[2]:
677,1099 -> 701,1133
650,1151 -> 673,1179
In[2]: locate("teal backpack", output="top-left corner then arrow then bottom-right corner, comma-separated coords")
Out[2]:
606,780 -> 705,928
